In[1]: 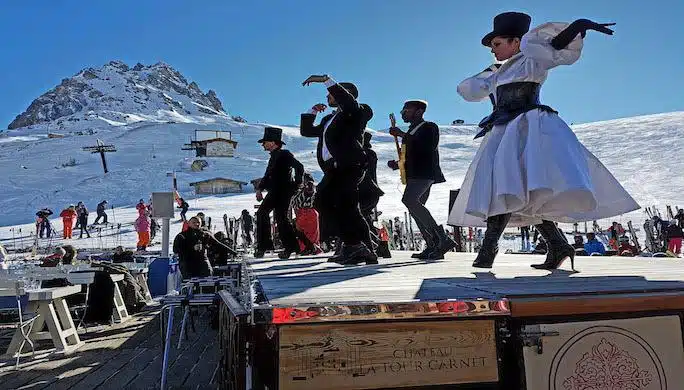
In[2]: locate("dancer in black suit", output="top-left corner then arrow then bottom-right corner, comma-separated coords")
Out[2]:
300,74 -> 377,265
359,132 -> 384,254
254,127 -> 304,259
388,100 -> 455,259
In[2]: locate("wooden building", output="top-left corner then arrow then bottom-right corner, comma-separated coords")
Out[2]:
189,177 -> 247,195
182,130 -> 238,157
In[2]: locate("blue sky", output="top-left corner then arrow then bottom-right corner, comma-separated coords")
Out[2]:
1,0 -> 682,130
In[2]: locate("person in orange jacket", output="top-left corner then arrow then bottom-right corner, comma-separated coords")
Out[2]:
59,205 -> 77,239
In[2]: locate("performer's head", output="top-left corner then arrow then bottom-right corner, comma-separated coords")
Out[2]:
327,82 -> 358,108
258,126 -> 285,151
586,232 -> 595,241
482,12 -> 531,61
261,140 -> 281,152
400,100 -> 428,124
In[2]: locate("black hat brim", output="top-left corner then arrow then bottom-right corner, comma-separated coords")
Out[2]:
481,31 -> 498,47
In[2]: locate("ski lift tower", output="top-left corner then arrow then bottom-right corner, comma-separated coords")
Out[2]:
83,139 -> 117,174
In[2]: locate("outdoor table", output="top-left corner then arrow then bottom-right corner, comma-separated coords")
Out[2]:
4,285 -> 84,356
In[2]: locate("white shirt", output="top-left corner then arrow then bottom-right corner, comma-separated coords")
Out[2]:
306,77 -> 340,162
321,111 -> 338,161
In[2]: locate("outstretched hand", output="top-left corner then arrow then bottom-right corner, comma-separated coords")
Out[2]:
576,19 -> 615,36
589,21 -> 615,35
302,75 -> 330,86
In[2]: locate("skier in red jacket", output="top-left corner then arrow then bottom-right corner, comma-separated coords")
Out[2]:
59,205 -> 77,239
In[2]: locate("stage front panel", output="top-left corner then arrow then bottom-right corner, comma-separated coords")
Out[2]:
278,320 -> 499,390
522,315 -> 684,390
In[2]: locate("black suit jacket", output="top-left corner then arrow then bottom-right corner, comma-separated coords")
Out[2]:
403,121 -> 445,183
300,83 -> 373,170
257,148 -> 304,194
359,148 -> 384,200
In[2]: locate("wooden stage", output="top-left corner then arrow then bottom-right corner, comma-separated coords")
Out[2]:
249,251 -> 684,320
0,306 -> 219,390
244,251 -> 684,389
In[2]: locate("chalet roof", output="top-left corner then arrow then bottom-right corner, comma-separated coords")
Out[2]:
189,177 -> 248,186
189,138 -> 238,145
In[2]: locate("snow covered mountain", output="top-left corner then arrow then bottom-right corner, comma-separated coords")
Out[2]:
7,60 -> 228,131
1,60 -> 682,235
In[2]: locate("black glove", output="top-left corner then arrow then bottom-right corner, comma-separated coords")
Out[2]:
551,19 -> 615,50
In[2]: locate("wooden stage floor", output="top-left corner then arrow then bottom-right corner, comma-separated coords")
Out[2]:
249,251 -> 684,315
0,306 -> 219,390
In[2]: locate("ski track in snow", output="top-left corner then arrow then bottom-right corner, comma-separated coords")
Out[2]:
0,111 -> 683,251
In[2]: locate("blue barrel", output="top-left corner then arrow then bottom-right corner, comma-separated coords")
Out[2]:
148,257 -> 170,297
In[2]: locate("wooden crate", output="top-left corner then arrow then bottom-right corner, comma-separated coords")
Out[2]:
278,320 -> 499,390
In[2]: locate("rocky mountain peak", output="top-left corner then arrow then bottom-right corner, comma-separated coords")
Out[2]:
8,60 -> 229,130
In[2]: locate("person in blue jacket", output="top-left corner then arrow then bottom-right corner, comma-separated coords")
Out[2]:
584,232 -> 606,255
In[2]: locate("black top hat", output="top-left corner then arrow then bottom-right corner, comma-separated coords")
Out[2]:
339,82 -> 359,99
481,12 -> 531,46
258,126 -> 286,145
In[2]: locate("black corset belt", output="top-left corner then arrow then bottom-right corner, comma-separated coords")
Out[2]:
474,82 -> 557,139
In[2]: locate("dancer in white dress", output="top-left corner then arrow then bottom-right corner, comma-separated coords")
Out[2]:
447,12 -> 640,270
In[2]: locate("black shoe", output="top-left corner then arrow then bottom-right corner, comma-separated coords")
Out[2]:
278,250 -> 294,259
472,214 -> 512,268
327,253 -> 344,263
426,225 -> 456,260
253,250 -> 265,259
411,248 -> 433,259
334,244 -> 378,265
531,221 -> 577,271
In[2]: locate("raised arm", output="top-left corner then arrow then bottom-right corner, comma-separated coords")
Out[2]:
519,21 -> 612,70
302,74 -> 360,114
300,105 -> 325,137
325,78 -> 360,114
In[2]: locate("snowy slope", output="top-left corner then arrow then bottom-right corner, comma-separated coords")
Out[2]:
0,60 -> 682,251
1,110 -> 682,234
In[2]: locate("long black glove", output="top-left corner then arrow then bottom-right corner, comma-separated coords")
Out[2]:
551,19 -> 615,50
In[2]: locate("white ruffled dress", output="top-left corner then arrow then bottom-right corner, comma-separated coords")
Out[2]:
447,22 -> 640,227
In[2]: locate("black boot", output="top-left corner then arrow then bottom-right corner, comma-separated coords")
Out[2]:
472,214 -> 511,268
427,225 -> 457,260
327,240 -> 344,263
412,231 -> 435,258
333,243 -> 378,265
531,220 -> 576,271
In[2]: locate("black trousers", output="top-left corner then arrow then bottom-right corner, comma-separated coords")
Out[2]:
39,220 -> 51,238
360,195 -> 380,252
94,211 -> 108,224
316,165 -> 371,246
78,216 -> 90,238
255,191 -> 299,252
402,179 -> 439,248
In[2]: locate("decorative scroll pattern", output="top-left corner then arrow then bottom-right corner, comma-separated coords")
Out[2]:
563,338 -> 653,390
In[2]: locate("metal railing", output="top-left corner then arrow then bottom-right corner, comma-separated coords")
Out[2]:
218,290 -> 250,390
